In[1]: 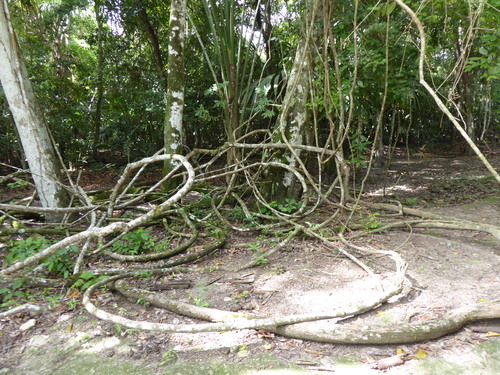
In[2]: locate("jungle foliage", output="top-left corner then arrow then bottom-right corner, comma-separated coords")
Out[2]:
0,0 -> 496,167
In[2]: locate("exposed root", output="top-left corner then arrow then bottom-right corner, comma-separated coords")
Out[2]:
360,201 -> 500,240
2,144 -> 497,347
275,299 -> 500,344
84,272 -> 403,333
83,243 -> 406,334
0,154 -> 195,276
102,280 -> 500,345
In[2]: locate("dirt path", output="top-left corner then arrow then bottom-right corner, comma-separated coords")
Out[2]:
1,154 -> 499,374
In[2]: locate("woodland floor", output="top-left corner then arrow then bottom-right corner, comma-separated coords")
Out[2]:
0,148 -> 499,375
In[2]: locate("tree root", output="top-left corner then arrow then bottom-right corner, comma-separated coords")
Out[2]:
359,201 -> 500,240
0,275 -> 64,289
0,227 -> 83,238
82,269 -> 404,333
275,299 -> 500,344
105,279 -> 500,344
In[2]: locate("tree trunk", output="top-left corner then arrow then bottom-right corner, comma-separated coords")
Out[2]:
139,7 -> 165,83
460,69 -> 475,155
0,0 -> 69,222
92,0 -> 105,155
263,0 -> 318,201
163,0 -> 186,189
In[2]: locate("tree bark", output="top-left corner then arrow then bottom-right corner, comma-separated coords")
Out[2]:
0,0 -> 70,222
139,7 -> 165,82
163,0 -> 186,188
264,0 -> 318,201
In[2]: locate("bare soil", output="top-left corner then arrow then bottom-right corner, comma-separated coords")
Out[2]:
0,151 -> 499,374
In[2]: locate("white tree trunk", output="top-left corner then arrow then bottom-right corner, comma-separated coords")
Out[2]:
163,0 -> 186,186
0,0 -> 69,222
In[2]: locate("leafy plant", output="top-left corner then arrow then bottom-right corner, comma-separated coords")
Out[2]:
242,215 -> 258,227
192,290 -> 210,307
66,298 -> 80,310
360,213 -> 382,230
209,226 -> 225,240
405,197 -> 418,206
228,206 -> 246,221
349,132 -> 372,168
226,206 -> 258,227
135,271 -> 154,281
0,279 -> 29,307
5,236 -> 77,278
6,179 -> 30,189
111,228 -> 157,255
233,290 -> 250,303
162,348 -> 177,359
261,199 -> 303,215
44,294 -> 62,310
5,236 -> 51,265
71,271 -> 107,291
136,298 -> 150,307
161,348 -> 178,364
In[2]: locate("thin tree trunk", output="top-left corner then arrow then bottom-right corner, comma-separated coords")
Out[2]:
139,7 -> 165,82
92,0 -> 105,155
0,0 -> 70,222
163,0 -> 186,188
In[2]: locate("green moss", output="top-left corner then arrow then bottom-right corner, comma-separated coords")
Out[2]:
54,355 -> 154,375
414,359 -> 465,375
421,229 -> 445,237
481,196 -> 500,204
12,351 -> 153,375
159,356 -> 306,375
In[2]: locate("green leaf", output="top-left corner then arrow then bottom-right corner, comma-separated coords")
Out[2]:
80,271 -> 95,280
386,2 -> 397,15
478,47 -> 488,55
12,279 -> 24,290
82,280 -> 97,291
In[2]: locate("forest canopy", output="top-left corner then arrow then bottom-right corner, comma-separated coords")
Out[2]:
0,0 -> 497,166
